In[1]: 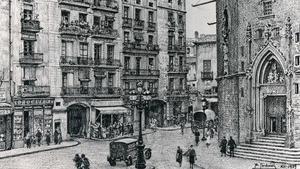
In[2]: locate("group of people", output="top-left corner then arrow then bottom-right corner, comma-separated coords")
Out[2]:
25,128 -> 62,148
73,154 -> 90,169
176,145 -> 197,169
220,136 -> 237,157
91,122 -> 134,139
194,128 -> 215,147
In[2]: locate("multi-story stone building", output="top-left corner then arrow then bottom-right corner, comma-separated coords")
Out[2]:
217,0 -> 300,150
0,0 -> 188,149
187,33 -> 218,120
157,0 -> 189,126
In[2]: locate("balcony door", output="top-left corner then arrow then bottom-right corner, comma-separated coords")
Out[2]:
24,40 -> 34,57
136,57 -> 141,75
94,44 -> 102,65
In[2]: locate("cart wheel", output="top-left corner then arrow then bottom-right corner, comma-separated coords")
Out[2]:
126,156 -> 132,166
144,149 -> 152,160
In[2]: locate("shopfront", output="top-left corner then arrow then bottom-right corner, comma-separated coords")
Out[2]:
0,103 -> 12,150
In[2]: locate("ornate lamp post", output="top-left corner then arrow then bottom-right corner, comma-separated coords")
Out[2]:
128,81 -> 152,169
201,97 -> 208,141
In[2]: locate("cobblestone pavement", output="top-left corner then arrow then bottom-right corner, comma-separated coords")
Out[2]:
0,128 -> 260,169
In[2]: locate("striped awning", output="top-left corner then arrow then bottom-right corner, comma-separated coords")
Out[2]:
95,106 -> 129,115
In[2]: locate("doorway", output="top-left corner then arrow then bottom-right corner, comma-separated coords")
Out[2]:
67,104 -> 87,136
24,111 -> 30,136
265,96 -> 286,135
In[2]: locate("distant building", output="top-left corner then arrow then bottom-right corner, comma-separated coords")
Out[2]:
187,33 -> 217,122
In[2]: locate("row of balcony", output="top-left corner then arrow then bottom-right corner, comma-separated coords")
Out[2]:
58,0 -> 118,12
17,85 -> 191,98
59,21 -> 118,39
168,65 -> 189,73
122,18 -> 156,31
122,69 -> 160,77
168,21 -> 185,32
19,52 -> 43,65
123,42 -> 160,54
201,72 -> 214,80
60,56 -> 121,67
168,44 -> 186,53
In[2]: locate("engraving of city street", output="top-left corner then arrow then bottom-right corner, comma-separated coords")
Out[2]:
0,0 -> 299,169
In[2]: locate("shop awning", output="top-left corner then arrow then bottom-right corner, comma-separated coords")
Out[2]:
95,106 -> 129,115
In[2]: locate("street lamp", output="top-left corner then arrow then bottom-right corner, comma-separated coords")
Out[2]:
128,81 -> 152,169
201,97 -> 208,141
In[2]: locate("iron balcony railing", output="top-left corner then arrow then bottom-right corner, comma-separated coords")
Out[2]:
166,89 -> 188,96
61,87 -> 122,96
18,85 -> 50,97
21,19 -> 41,32
91,1 -> 118,12
168,65 -> 189,73
122,17 -> 133,28
122,69 -> 160,76
168,44 -> 186,53
90,26 -> 118,39
60,56 -> 93,66
147,22 -> 156,31
58,0 -> 90,7
201,72 -> 214,80
123,88 -> 158,96
60,56 -> 121,67
19,52 -> 43,64
133,19 -> 145,29
123,42 -> 159,52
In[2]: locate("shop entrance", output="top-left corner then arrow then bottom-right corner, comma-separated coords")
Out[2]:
24,111 -> 30,136
67,104 -> 87,137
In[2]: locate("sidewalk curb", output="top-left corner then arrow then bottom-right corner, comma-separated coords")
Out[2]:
0,140 -> 81,160
90,130 -> 156,142
157,126 -> 191,131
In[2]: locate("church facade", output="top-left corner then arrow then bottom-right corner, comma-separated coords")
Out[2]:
216,0 -> 300,148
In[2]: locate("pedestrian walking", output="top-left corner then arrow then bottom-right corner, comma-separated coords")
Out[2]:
189,145 -> 196,169
220,136 -> 227,157
81,154 -> 90,169
194,129 -> 200,146
25,132 -> 32,149
45,130 -> 51,146
36,129 -> 42,146
54,129 -> 59,145
206,134 -> 211,148
73,154 -> 82,169
180,122 -> 184,135
176,146 -> 183,167
228,136 -> 237,157
130,124 -> 134,136
58,128 -> 62,144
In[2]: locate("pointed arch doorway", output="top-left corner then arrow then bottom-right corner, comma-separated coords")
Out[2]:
252,47 -> 287,136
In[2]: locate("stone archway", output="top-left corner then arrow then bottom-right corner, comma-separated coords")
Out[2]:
251,45 -> 287,135
67,104 -> 88,137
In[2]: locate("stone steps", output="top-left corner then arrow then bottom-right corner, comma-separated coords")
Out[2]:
234,135 -> 300,164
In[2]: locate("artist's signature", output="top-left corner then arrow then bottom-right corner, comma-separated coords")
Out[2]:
252,163 -> 296,169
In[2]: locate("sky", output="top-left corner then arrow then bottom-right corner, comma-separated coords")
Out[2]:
186,0 -> 216,38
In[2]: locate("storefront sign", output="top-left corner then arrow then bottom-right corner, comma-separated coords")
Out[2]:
0,109 -> 11,116
14,98 -> 54,107
91,100 -> 123,107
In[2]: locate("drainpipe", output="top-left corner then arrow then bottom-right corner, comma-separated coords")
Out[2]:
8,0 -> 14,150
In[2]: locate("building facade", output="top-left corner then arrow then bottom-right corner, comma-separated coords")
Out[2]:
0,0 -> 188,149
157,0 -> 189,126
217,0 -> 300,147
187,33 -> 218,121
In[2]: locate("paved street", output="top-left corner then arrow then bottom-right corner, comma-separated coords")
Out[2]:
0,129 -> 259,169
